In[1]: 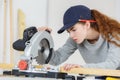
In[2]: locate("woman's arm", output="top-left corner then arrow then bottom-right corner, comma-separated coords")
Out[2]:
49,38 -> 77,66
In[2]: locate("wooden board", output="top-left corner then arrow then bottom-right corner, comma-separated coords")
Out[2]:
0,63 -> 43,70
60,67 -> 120,77
18,9 -> 26,39
9,0 -> 14,64
3,0 -> 7,63
0,63 -> 14,70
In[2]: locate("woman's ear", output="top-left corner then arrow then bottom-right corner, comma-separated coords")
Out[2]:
85,21 -> 91,29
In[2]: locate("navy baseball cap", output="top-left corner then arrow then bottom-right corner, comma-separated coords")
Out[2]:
58,5 -> 96,34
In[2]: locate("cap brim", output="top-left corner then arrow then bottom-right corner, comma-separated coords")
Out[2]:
57,23 -> 76,34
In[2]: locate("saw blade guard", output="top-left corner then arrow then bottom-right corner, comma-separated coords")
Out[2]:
22,31 -> 54,64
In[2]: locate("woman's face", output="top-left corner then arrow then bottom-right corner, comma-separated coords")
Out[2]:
67,22 -> 88,44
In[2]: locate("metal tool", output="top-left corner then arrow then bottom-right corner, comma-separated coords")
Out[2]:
3,31 -> 68,79
19,31 -> 54,70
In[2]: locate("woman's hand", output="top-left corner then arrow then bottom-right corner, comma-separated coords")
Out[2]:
37,26 -> 52,33
63,64 -> 81,71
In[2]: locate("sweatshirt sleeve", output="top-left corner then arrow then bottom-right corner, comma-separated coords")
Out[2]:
49,38 -> 77,66
82,43 -> 120,70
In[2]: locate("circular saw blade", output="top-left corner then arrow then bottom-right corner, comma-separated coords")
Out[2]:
35,38 -> 50,64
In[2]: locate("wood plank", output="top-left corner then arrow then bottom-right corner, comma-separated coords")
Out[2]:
60,67 -> 120,77
0,63 -> 43,70
3,0 -> 7,63
18,9 -> 26,39
0,63 -> 14,70
9,0 -> 14,64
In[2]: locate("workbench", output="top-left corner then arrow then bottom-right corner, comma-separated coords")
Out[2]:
1,65 -> 120,80
0,75 -> 62,80
0,75 -> 105,80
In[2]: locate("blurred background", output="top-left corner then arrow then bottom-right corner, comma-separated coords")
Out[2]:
0,0 -> 120,66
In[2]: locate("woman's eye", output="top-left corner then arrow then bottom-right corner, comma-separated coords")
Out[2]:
72,29 -> 76,31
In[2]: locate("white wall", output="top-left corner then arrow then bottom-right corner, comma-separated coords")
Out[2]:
116,0 -> 120,21
0,0 -> 48,64
47,0 -> 119,66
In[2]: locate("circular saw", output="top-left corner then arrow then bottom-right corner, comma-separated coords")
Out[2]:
20,31 -> 54,66
35,37 -> 53,64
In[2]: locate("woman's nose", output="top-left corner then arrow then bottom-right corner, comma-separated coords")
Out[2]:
69,33 -> 74,38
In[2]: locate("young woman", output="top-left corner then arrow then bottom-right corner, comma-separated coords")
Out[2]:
38,5 -> 120,71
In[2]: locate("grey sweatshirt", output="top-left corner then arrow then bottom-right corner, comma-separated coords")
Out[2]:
49,35 -> 120,69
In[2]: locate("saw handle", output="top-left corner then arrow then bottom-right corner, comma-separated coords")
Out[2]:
13,26 -> 37,51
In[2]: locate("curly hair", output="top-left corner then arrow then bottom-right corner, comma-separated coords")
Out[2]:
91,9 -> 120,47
